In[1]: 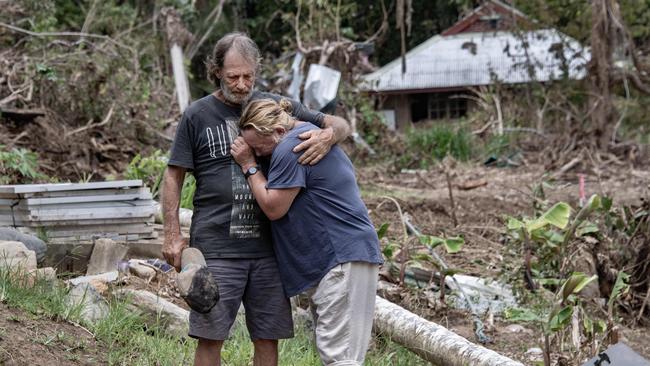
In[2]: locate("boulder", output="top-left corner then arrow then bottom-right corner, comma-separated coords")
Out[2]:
0,240 -> 37,272
0,228 -> 47,264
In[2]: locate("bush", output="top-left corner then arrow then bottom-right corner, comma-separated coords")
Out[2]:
0,145 -> 47,184
401,124 -> 474,168
125,150 -> 167,198
125,151 -> 195,209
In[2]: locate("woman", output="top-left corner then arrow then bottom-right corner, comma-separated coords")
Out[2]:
230,98 -> 383,366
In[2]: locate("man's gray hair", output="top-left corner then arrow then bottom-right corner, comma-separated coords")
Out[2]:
206,32 -> 260,86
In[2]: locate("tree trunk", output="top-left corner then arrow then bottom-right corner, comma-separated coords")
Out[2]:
374,296 -> 524,366
588,0 -> 618,148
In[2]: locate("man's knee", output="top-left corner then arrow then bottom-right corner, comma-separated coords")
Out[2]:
253,339 -> 278,350
198,338 -> 223,348
196,338 -> 224,355
195,338 -> 224,366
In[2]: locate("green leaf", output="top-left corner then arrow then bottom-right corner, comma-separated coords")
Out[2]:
382,242 -> 399,260
560,273 -> 597,301
594,320 -> 607,333
419,235 -> 444,250
583,317 -> 593,335
537,278 -> 562,286
504,307 -> 542,323
527,202 -> 571,232
376,223 -> 390,240
549,305 -> 573,331
576,221 -> 599,237
601,196 -> 613,211
443,268 -> 462,276
585,194 -> 602,211
607,271 -> 630,309
443,236 -> 464,253
506,217 -> 525,230
410,253 -> 433,263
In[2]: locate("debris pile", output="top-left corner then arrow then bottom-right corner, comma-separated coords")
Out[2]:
0,180 -> 157,243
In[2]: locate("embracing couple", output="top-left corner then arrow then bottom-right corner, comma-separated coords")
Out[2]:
162,32 -> 382,366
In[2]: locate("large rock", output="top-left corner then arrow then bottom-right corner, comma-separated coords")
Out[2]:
0,240 -> 37,272
86,238 -> 128,275
0,228 -> 47,264
66,282 -> 109,324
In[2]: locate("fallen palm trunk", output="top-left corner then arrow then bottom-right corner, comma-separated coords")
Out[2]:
374,296 -> 523,366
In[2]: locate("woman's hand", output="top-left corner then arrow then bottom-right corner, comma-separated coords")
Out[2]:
230,136 -> 256,171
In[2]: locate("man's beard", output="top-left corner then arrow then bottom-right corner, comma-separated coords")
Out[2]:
220,79 -> 253,105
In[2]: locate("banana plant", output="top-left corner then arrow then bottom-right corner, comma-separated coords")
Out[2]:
542,272 -> 598,366
506,195 -> 602,290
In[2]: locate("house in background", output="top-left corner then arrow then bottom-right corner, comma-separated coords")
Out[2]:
360,0 -> 588,130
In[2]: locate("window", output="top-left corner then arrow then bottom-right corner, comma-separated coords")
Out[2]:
411,92 -> 468,121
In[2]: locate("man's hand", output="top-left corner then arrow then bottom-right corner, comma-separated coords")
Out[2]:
162,234 -> 188,272
230,136 -> 256,170
292,127 -> 335,165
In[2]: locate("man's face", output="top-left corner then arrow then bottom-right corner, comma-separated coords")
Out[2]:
241,129 -> 281,157
218,49 -> 256,105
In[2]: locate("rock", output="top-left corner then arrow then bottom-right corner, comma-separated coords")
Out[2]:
0,240 -> 37,272
0,228 -> 47,264
86,239 -> 128,275
26,267 -> 57,287
128,260 -> 156,282
68,271 -> 119,286
525,347 -> 544,360
66,282 -> 109,324
504,324 -> 528,333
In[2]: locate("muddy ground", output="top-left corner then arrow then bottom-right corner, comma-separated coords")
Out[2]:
359,162 -> 650,364
0,304 -> 105,365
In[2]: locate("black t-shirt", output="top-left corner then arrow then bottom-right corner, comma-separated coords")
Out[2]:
168,91 -> 324,259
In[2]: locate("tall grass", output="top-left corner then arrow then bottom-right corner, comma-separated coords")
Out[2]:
401,124 -> 474,168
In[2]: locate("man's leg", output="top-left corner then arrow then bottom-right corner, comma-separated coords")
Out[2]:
189,259 -> 249,365
309,262 -> 379,366
243,257 -> 294,366
253,339 -> 278,366
194,339 -> 224,366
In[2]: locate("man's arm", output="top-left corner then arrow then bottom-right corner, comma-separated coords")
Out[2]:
292,113 -> 350,165
161,165 -> 189,271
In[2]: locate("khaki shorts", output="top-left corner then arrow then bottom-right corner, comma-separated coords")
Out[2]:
305,261 -> 379,366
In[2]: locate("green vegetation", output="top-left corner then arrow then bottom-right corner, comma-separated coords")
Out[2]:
125,150 -> 167,197
125,151 -> 195,209
400,124 -> 474,167
0,145 -> 47,184
0,267 -> 426,365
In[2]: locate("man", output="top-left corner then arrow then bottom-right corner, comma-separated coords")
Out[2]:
161,32 -> 350,366
231,98 -> 383,366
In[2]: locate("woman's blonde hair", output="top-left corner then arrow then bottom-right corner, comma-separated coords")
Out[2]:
239,98 -> 294,135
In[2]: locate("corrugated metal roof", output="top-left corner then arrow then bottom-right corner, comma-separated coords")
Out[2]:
361,29 -> 588,92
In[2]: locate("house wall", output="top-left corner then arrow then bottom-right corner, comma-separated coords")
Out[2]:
379,90 -> 476,129
382,95 -> 411,130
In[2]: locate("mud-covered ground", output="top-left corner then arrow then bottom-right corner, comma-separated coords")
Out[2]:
359,162 -> 650,364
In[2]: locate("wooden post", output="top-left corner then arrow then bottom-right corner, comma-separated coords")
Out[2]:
170,44 -> 190,113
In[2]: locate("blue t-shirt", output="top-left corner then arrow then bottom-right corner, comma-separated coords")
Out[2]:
266,123 -> 383,297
